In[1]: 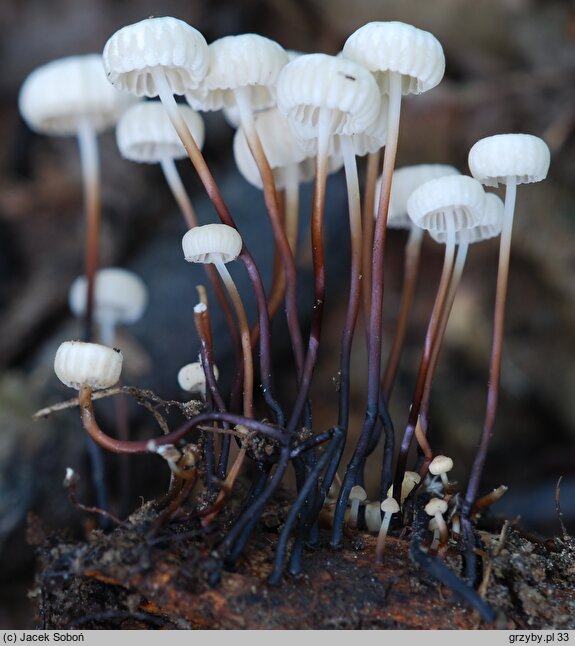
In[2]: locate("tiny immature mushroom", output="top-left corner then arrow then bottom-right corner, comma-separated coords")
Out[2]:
428,455 -> 454,489
387,470 -> 421,505
375,496 -> 400,563
348,484 -> 367,529
177,361 -> 219,399
425,497 -> 449,556
182,223 -> 253,417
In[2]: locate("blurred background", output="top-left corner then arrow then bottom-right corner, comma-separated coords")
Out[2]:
1,0 -> 574,628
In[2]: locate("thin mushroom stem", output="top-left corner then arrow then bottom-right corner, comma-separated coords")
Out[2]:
393,219 -> 457,505
193,303 -> 231,482
361,150 -> 380,342
331,71 -> 402,548
283,164 -> 300,254
338,135 -> 363,431
263,164 -> 301,326
381,226 -> 424,401
419,231 -> 470,447
463,179 -> 517,517
77,116 -> 101,344
159,155 -> 198,229
160,154 -> 243,410
150,68 -> 281,424
286,107 -> 332,435
192,302 -> 223,490
323,136 -> 363,493
213,257 -> 254,419
75,116 -> 109,520
234,86 -> 306,385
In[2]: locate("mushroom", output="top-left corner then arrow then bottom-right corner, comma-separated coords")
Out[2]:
54,340 -> 127,463
375,496 -> 400,563
418,193 -> 505,442
18,54 -> 136,341
116,100 -> 205,229
428,455 -> 454,490
424,498 -> 449,557
54,340 -> 123,392
177,361 -> 219,400
68,267 -> 148,345
387,470 -> 421,504
348,485 -> 368,529
102,18 -> 225,221
182,224 -> 253,417
464,133 -> 550,521
392,175 -> 487,503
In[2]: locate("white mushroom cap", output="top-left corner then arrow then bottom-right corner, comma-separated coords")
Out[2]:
177,361 -> 219,396
380,497 -> 400,514
185,34 -> 288,112
276,53 -> 381,140
342,21 -> 445,95
424,497 -> 448,516
387,470 -> 421,503
381,164 -> 461,229
182,224 -> 243,264
232,107 -> 320,189
428,455 -> 454,477
68,268 -> 148,326
429,192 -> 504,244
407,174 -> 486,233
54,340 -> 123,390
318,94 -> 389,159
116,100 -> 205,163
350,485 -> 368,501
102,17 -> 209,97
18,54 -> 137,136
468,133 -> 550,188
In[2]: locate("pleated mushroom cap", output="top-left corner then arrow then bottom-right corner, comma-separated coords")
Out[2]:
116,101 -> 205,163
429,192 -> 504,244
342,21 -> 445,95
276,53 -> 381,139
185,34 -> 289,112
407,175 -> 486,233
182,223 -> 243,264
18,54 -> 137,136
102,17 -> 209,97
468,133 -> 550,187
382,163 -> 461,229
232,107 -> 312,189
54,340 -> 123,390
68,268 -> 148,326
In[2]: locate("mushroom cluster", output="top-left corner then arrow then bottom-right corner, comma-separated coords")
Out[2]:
23,14 -> 550,622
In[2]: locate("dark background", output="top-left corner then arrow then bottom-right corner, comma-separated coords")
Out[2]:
1,0 -> 574,628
